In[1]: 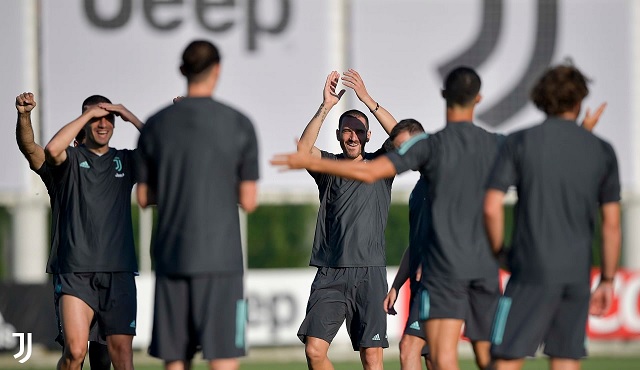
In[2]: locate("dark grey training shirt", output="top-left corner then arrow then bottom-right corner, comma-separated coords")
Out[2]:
387,123 -> 501,280
488,117 -> 621,284
137,97 -> 259,276
48,146 -> 138,273
309,148 -> 393,267
35,163 -> 61,274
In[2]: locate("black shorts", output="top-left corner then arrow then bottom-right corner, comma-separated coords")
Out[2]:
298,266 -> 389,351
149,273 -> 246,361
403,281 -> 429,356
55,272 -> 137,338
420,276 -> 500,341
491,281 -> 590,360
53,275 -> 106,346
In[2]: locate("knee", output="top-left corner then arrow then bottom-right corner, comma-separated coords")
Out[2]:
399,338 -> 413,362
64,342 -> 88,364
361,348 -> 383,369
304,342 -> 327,363
431,353 -> 458,370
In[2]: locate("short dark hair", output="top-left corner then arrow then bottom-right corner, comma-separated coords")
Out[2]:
531,64 -> 589,116
181,40 -> 221,83
75,129 -> 86,144
338,109 -> 369,130
81,95 -> 111,112
389,118 -> 425,142
442,66 -> 481,108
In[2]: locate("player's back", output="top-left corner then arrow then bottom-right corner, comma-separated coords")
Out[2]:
142,97 -> 259,275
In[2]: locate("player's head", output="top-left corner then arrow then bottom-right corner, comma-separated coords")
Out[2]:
441,66 -> 482,108
180,40 -> 221,84
336,109 -> 370,160
389,118 -> 425,149
531,64 -> 589,117
81,94 -> 114,147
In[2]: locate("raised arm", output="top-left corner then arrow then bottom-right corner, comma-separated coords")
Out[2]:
297,71 -> 345,158
342,69 -> 397,134
589,202 -> 621,316
272,150 -> 396,183
45,105 -> 110,166
15,92 -> 45,170
98,103 -> 144,132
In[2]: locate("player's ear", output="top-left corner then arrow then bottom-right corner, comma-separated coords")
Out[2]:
366,131 -> 371,142
476,94 -> 482,104
336,129 -> 340,141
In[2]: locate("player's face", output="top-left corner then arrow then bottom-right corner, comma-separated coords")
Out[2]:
392,130 -> 412,149
337,116 -> 369,160
85,112 -> 115,147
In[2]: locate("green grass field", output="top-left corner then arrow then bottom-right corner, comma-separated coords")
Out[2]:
3,357 -> 640,370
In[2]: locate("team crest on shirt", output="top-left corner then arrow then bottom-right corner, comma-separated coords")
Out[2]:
113,157 -> 124,177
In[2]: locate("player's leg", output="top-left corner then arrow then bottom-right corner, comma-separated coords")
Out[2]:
466,277 -> 500,370
359,347 -> 383,370
421,277 -> 468,370
401,282 -> 429,370
98,273 -> 136,370
352,267 -> 388,370
399,334 -> 428,370
491,283 -> 563,370
58,294 -> 94,370
106,335 -> 134,370
195,273 -> 245,370
88,342 -> 111,370
149,276 -> 197,370
298,267 -> 348,370
544,284 -> 590,370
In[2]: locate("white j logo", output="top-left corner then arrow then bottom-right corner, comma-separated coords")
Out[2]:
12,332 -> 32,363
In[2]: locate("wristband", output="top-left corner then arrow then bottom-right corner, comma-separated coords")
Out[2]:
370,102 -> 379,114
600,275 -> 614,283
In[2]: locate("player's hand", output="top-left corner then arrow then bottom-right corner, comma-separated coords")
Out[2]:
323,71 -> 345,107
97,103 -> 135,122
582,102 -> 607,132
383,287 -> 398,315
271,151 -> 313,171
173,96 -> 184,104
416,264 -> 422,282
16,92 -> 36,114
589,280 -> 614,316
342,69 -> 371,104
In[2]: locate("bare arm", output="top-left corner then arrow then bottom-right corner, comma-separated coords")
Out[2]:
271,151 -> 396,183
589,202 -> 621,316
297,71 -> 345,158
484,189 -> 506,255
45,106 -> 109,166
136,183 -> 156,208
342,69 -> 397,134
239,181 -> 258,213
15,92 -> 45,170
98,103 -> 144,132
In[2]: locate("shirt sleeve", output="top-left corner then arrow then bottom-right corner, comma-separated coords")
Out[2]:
385,133 -> 431,175
135,124 -> 156,188
599,141 -> 621,204
308,151 -> 337,186
49,147 -> 74,184
239,116 -> 260,182
487,133 -> 519,192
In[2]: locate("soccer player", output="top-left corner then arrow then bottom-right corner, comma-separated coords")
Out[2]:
296,69 -> 397,370
14,92 -> 113,370
274,67 -> 502,370
44,95 -> 143,370
136,40 -> 259,370
483,64 -> 621,370
383,119 -> 433,370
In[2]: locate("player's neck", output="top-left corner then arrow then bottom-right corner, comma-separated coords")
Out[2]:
84,142 -> 110,155
187,84 -> 214,98
446,106 -> 474,123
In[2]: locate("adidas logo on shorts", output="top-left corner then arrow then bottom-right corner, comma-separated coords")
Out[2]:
372,334 -> 381,341
409,321 -> 421,330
